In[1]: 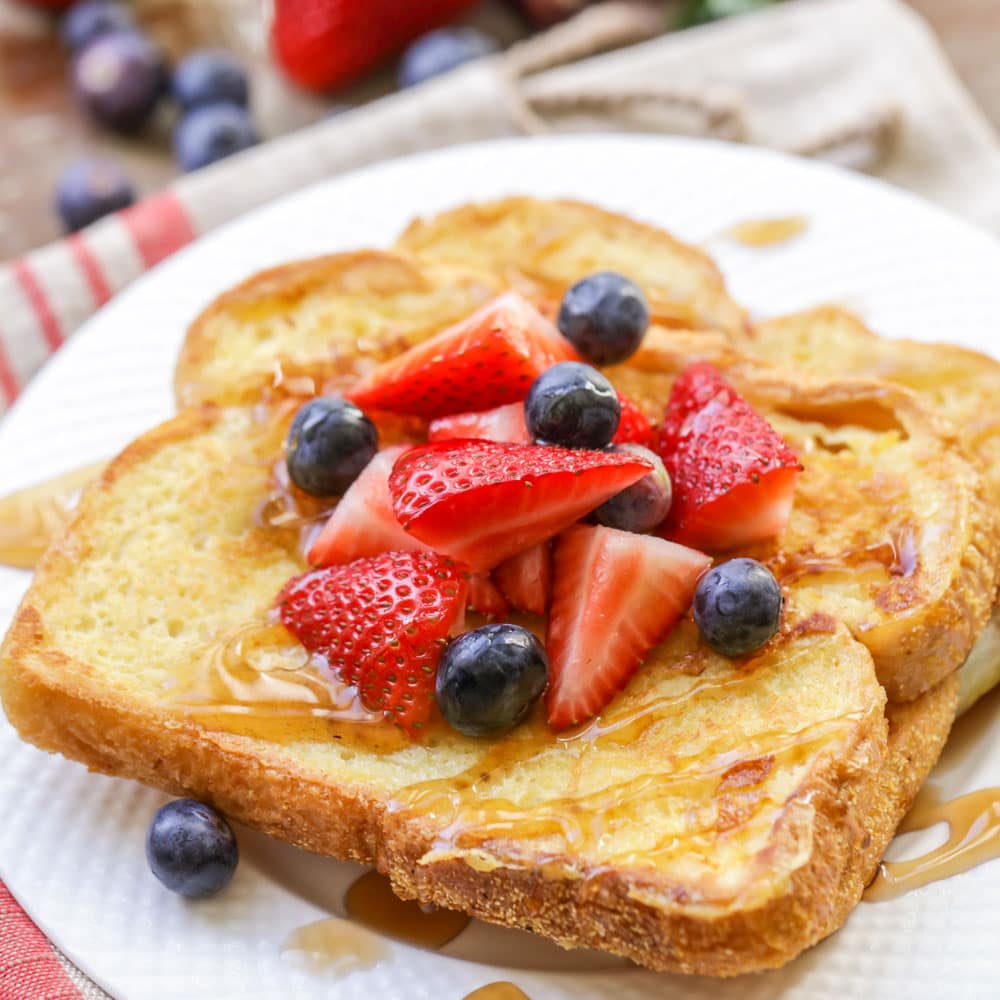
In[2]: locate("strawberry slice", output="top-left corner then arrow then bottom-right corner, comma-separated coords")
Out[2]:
389,440 -> 652,571
467,572 -> 509,616
493,543 -> 551,615
546,525 -> 711,730
613,393 -> 655,448
428,402 -> 531,444
307,446 -> 428,567
347,292 -> 578,418
278,551 -> 469,736
657,363 -> 801,550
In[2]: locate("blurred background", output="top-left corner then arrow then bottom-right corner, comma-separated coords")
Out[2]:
0,0 -> 996,260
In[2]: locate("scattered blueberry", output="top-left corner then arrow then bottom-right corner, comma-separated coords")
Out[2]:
557,272 -> 650,366
398,28 -> 498,89
172,49 -> 249,112
693,558 -> 782,657
524,361 -> 620,450
437,623 -> 549,737
54,158 -> 134,232
60,1 -> 134,54
173,104 -> 258,171
146,799 -> 238,899
593,444 -> 672,533
286,397 -> 378,497
72,30 -> 167,133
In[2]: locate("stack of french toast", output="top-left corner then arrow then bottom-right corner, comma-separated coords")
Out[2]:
4,197 -> 1000,977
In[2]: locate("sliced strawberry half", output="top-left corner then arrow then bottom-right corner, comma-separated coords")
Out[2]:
546,525 -> 711,730
428,402 -> 531,444
493,543 -> 551,615
307,446 -> 427,567
613,393 -> 655,448
278,551 -> 469,736
467,572 -> 509,617
389,439 -> 652,571
657,363 -> 801,550
347,291 -> 579,418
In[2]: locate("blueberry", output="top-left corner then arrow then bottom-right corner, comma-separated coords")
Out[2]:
286,398 -> 378,497
54,158 -> 134,232
172,49 -> 249,112
173,104 -> 258,172
398,28 -> 498,89
73,30 -> 167,133
146,799 -> 238,898
524,361 -> 620,450
557,272 -> 650,366
60,1 -> 134,54
437,624 -> 548,738
693,558 -> 782,657
593,444 -> 671,533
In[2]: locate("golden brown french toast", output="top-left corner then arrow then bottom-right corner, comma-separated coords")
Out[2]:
396,197 -> 748,337
747,307 -> 1000,505
0,405 -> 957,975
175,251 -> 502,407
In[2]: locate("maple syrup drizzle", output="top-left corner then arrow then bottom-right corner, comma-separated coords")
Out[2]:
463,984 -> 532,1000
723,216 -> 809,247
281,916 -> 387,974
0,461 -> 106,570
344,870 -> 470,948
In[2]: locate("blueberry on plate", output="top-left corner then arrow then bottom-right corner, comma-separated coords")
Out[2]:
693,557 -> 782,657
54,158 -> 134,232
557,271 -> 650,366
525,361 -> 620,450
146,799 -> 238,898
398,28 -> 499,89
437,623 -> 549,737
286,397 -> 378,497
173,104 -> 258,172
172,49 -> 249,112
72,30 -> 167,133
593,444 -> 672,533
60,1 -> 134,54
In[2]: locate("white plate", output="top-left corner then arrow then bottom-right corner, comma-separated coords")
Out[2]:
2,136 -> 1000,1000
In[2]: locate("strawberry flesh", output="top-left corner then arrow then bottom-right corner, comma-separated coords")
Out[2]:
347,291 -> 579,419
307,446 -> 427,567
546,525 -> 711,730
493,543 -> 551,616
389,439 -> 652,571
467,572 -> 509,616
613,393 -> 655,448
278,551 -> 469,736
428,402 -> 531,444
657,363 -> 801,550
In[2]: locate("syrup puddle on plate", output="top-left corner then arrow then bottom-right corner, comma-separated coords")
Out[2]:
864,784 -> 1000,901
722,215 -> 809,247
0,461 -> 105,569
463,984 -> 532,1000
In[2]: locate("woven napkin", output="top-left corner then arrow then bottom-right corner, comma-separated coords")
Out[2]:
2,1 -> 999,996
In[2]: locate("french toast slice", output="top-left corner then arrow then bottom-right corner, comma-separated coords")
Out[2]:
395,197 -> 749,337
612,331 -> 999,702
175,251 -> 503,407
747,307 -> 1000,506
0,405 -> 958,975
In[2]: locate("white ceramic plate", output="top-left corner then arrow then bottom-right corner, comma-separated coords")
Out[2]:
2,136 -> 1000,1000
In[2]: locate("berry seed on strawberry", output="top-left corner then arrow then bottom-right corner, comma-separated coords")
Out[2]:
389,439 -> 653,571
278,551 -> 469,736
545,525 -> 711,730
657,363 -> 801,550
347,292 -> 578,419
613,393 -> 655,448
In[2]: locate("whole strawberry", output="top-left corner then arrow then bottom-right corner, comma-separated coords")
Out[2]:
278,550 -> 470,735
271,0 -> 480,92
